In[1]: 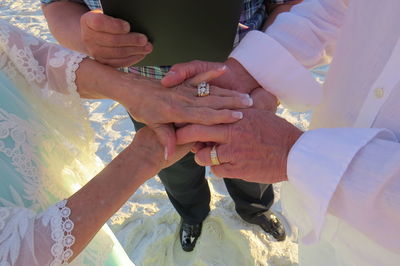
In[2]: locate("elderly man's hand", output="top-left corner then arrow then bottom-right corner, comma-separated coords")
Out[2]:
250,87 -> 279,112
161,58 -> 261,94
176,109 -> 303,184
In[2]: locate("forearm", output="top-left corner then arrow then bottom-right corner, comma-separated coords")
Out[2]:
42,1 -> 89,54
66,143 -> 157,260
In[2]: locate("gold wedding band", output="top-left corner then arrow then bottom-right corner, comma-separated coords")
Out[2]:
210,145 -> 221,166
197,81 -> 210,97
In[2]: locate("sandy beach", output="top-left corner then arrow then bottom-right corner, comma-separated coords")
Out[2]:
0,1 -> 322,265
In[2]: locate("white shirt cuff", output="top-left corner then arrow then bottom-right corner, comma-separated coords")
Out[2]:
230,30 -> 322,111
287,128 -> 396,244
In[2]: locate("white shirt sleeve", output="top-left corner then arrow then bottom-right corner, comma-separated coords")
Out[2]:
230,0 -> 349,111
287,127 -> 400,252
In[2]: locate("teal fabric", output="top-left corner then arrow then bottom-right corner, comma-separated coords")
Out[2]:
0,69 -> 134,265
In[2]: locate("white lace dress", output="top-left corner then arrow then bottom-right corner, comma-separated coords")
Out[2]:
0,20 -> 134,265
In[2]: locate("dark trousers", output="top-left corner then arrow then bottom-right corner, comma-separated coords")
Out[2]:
133,119 -> 274,225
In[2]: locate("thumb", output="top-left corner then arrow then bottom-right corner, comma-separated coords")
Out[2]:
151,124 -> 176,160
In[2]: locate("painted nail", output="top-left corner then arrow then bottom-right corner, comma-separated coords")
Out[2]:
164,147 -> 168,161
232,111 -> 243,119
242,97 -> 253,106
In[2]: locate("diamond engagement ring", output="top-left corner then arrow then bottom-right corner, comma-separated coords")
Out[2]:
197,81 -> 210,97
210,145 -> 221,166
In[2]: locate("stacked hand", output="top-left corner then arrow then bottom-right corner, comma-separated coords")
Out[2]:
161,60 -> 302,184
116,66 -> 254,158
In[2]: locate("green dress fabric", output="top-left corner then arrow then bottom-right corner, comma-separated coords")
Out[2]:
0,19 -> 134,266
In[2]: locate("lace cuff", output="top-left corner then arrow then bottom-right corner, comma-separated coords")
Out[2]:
65,53 -> 87,95
48,200 -> 75,266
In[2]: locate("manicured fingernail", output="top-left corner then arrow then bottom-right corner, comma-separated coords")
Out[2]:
232,111 -> 243,119
164,147 -> 168,161
123,21 -> 130,32
242,97 -> 253,106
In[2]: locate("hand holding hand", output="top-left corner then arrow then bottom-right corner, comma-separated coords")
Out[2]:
161,58 -> 261,94
176,109 -> 303,184
80,10 -> 153,67
119,67 -> 253,157
128,127 -> 194,179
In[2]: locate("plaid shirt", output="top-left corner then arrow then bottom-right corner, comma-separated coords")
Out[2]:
42,0 -> 294,79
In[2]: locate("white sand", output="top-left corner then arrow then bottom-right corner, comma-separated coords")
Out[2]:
0,1 -> 323,264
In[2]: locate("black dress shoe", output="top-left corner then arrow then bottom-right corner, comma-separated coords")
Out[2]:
179,221 -> 202,252
258,211 -> 286,242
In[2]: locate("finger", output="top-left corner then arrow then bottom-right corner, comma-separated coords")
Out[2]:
193,95 -> 253,109
151,124 -> 176,160
83,10 -> 131,34
180,107 -> 243,125
91,31 -> 149,47
176,124 -> 230,145
93,44 -> 152,59
208,86 -> 249,98
174,122 -> 188,128
96,54 -> 146,67
211,164 -> 241,179
161,60 -> 212,87
191,142 -> 206,153
187,65 -> 227,87
194,144 -> 231,166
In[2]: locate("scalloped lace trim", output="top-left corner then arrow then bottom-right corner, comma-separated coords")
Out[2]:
49,200 -> 75,266
65,53 -> 87,95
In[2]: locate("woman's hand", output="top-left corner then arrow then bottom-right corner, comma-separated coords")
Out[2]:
120,67 -> 252,125
129,127 -> 194,176
76,59 -> 253,158
118,67 -> 254,157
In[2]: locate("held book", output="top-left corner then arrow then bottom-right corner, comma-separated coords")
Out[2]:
100,0 -> 243,66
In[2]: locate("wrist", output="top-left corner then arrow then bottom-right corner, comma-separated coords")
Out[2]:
75,58 -> 133,101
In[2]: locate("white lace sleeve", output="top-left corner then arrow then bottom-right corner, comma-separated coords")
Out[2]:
0,19 -> 86,95
0,200 -> 75,266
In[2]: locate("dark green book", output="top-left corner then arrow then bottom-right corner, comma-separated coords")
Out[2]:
100,0 -> 243,66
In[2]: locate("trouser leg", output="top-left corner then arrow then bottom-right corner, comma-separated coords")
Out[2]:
223,178 -> 274,225
132,118 -> 210,225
